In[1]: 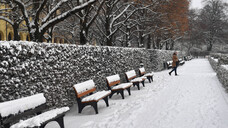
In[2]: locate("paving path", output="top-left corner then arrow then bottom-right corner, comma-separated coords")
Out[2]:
47,59 -> 228,128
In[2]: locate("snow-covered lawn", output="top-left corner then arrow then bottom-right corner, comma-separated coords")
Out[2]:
46,59 -> 228,128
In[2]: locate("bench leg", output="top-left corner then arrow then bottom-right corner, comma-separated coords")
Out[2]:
40,124 -> 47,128
126,87 -> 131,95
141,80 -> 145,87
103,96 -> 109,107
109,91 -> 115,98
134,82 -> 140,90
152,76 -> 153,82
55,115 -> 65,128
78,104 -> 85,113
119,90 -> 124,99
147,76 -> 151,83
91,102 -> 98,114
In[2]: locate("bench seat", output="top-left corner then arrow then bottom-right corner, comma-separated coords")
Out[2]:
10,107 -> 69,128
144,73 -> 154,77
130,77 -> 146,83
81,90 -> 111,103
112,83 -> 132,90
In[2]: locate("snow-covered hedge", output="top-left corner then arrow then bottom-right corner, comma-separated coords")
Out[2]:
208,57 -> 219,72
0,41 -> 184,107
209,54 -> 228,91
217,65 -> 228,91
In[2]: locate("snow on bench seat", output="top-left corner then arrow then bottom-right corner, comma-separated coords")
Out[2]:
10,107 -> 69,128
112,83 -> 132,90
0,93 -> 46,117
81,90 -> 111,102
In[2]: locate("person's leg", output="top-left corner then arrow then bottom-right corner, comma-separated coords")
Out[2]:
175,67 -> 177,75
169,67 -> 175,75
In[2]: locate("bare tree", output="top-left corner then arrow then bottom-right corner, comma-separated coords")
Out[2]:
9,0 -> 96,42
199,0 -> 226,51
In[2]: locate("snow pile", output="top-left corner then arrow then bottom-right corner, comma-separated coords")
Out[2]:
106,74 -> 120,83
73,80 -> 95,94
10,107 -> 69,128
0,93 -> 46,117
81,91 -> 111,102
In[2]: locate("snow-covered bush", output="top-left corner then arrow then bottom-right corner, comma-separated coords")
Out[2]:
0,41 -> 184,108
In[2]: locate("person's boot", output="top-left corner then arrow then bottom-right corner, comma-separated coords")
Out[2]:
169,72 -> 171,76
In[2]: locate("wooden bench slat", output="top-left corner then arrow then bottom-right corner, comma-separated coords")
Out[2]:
108,80 -> 120,87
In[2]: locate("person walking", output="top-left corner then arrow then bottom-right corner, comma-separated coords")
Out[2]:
169,52 -> 179,76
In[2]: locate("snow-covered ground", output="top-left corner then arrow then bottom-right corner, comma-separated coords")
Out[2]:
46,59 -> 228,128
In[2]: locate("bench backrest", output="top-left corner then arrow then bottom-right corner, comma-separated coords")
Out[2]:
125,70 -> 137,81
73,80 -> 96,98
106,74 -> 121,87
0,93 -> 46,118
0,93 -> 47,127
139,67 -> 145,76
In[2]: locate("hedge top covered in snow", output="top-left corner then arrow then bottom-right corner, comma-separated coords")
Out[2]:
0,93 -> 46,117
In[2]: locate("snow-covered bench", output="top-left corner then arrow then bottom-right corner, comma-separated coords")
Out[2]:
0,93 -> 69,128
179,58 -> 185,66
106,74 -> 132,99
166,61 -> 173,69
73,80 -> 111,114
125,70 -> 146,90
139,67 -> 154,83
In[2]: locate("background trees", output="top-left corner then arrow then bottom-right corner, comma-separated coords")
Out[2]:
187,0 -> 228,53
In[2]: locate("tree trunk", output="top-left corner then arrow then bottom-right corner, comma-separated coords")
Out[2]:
13,24 -> 20,41
146,35 -> 151,49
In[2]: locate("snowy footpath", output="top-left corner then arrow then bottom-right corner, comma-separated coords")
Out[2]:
47,59 -> 228,128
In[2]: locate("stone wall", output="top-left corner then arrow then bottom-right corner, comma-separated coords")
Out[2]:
0,41 -> 184,108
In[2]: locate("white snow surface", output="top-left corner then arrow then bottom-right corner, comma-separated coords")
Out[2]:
38,59 -> 228,128
0,93 -> 46,117
10,107 -> 69,128
73,80 -> 95,94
